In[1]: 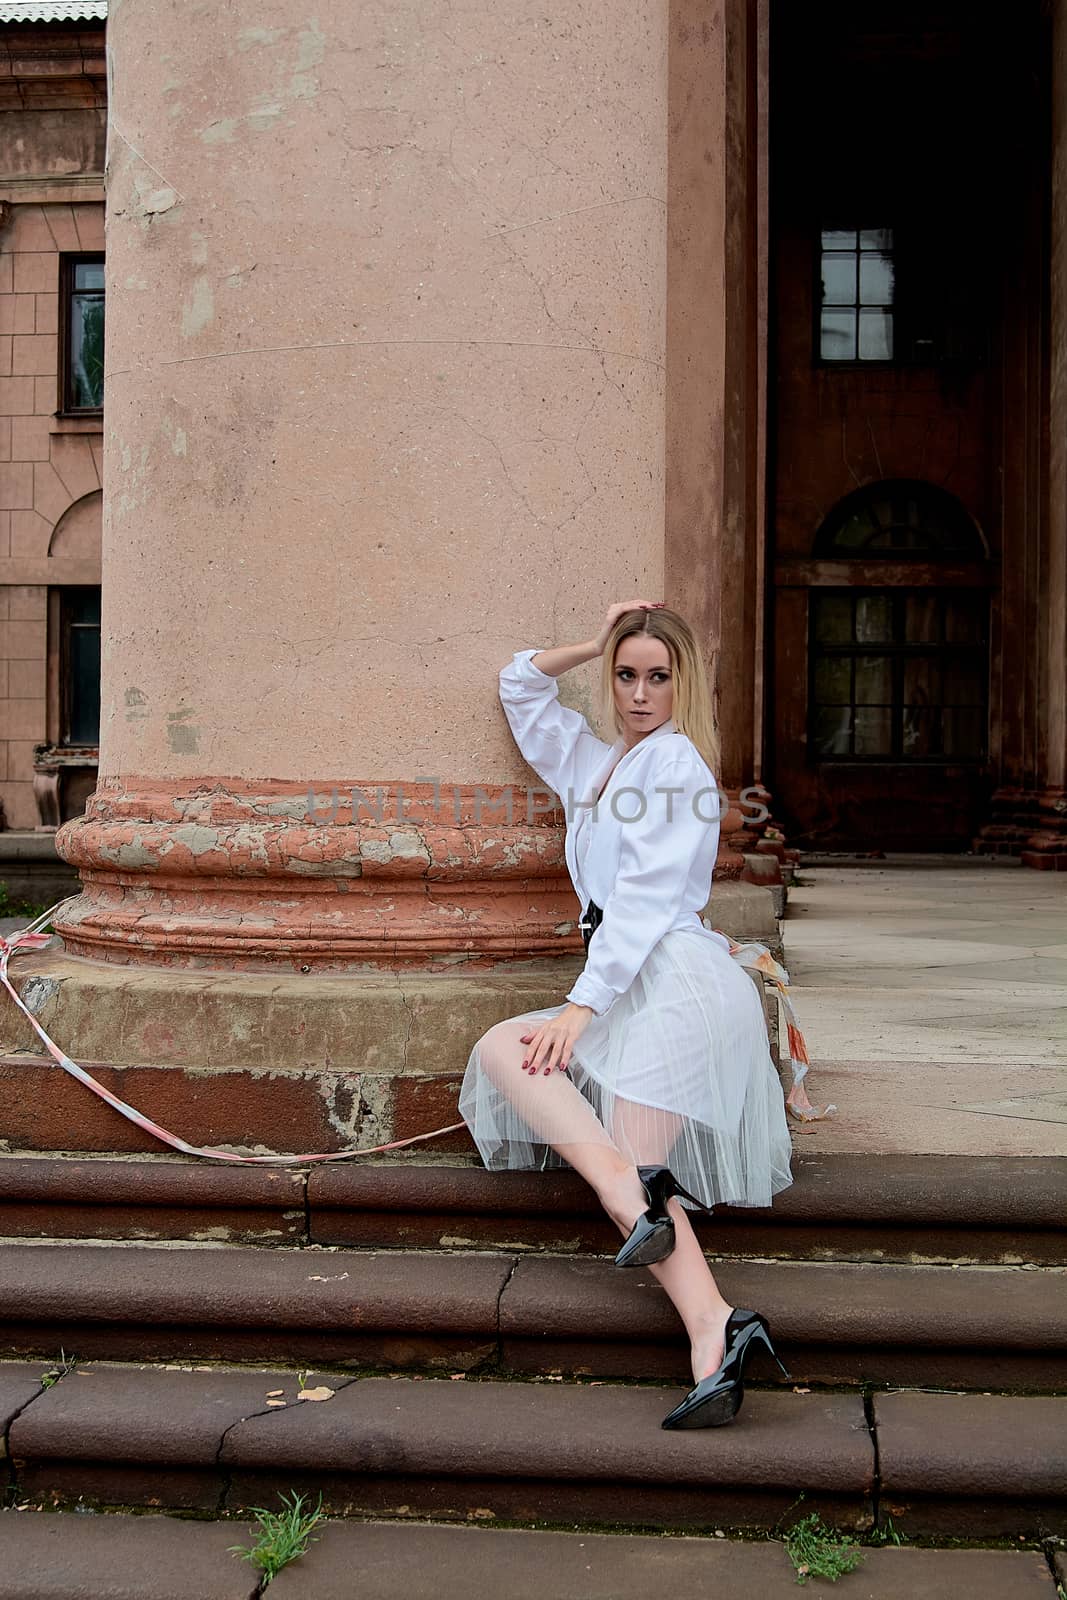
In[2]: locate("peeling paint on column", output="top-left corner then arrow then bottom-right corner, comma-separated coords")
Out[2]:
52,778 -> 585,969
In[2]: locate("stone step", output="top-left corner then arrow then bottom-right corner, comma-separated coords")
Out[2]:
3,1359 -> 1065,1540
1,1150 -> 1063,1265
0,1511 -> 1061,1600
0,1050 -> 472,1162
1,1241 -> 1063,1390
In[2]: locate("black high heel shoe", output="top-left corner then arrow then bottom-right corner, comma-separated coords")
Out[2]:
613,1165 -> 708,1269
660,1308 -> 790,1429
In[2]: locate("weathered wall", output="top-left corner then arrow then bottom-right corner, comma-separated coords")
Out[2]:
99,0 -> 669,786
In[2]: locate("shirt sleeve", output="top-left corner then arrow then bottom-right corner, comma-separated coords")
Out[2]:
498,648 -> 609,802
565,753 -> 720,1016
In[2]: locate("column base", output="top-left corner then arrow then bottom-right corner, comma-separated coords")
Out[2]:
974,786 -> 1067,868
54,778 -> 577,972
0,880 -> 781,1156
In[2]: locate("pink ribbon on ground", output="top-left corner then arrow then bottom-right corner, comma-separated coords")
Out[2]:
0,902 -> 464,1166
1,901 -> 830,1165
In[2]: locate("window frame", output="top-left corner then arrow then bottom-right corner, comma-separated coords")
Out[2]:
58,585 -> 102,748
807,588 -> 989,765
813,225 -> 896,368
57,252 -> 105,418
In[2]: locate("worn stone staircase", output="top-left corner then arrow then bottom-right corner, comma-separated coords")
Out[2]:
0,1142 -> 1064,1554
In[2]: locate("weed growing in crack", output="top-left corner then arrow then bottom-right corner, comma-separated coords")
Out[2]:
785,1512 -> 863,1585
39,1351 -> 77,1389
229,1491 -> 326,1585
868,1516 -> 903,1547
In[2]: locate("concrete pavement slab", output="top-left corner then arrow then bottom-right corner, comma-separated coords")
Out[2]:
786,869 -> 1067,1110
792,1059 -> 1067,1155
0,1510 -> 260,1599
265,1522 -> 1060,1599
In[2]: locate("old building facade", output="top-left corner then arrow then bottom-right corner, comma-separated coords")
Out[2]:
0,0 -> 1064,974
0,1 -> 104,836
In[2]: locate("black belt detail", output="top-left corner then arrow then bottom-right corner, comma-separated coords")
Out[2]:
578,898 -> 603,952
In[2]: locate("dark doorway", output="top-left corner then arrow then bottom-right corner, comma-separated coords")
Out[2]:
766,3 -> 1047,851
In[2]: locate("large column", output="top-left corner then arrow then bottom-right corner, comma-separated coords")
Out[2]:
665,0 -> 768,873
55,0 -> 673,967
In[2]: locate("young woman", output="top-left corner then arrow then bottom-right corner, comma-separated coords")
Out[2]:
458,600 -> 794,1427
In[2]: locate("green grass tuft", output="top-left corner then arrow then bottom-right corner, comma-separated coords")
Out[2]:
229,1490 -> 327,1585
0,885 -> 51,921
785,1512 -> 864,1585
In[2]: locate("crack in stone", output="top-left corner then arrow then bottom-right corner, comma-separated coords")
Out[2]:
493,1254 -> 521,1355
2,1361 -> 75,1503
215,1373 -> 362,1511
490,192 -> 667,239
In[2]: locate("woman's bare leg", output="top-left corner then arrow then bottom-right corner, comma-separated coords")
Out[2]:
476,1023 -> 733,1384
475,1019 -> 643,1198
606,1096 -> 734,1384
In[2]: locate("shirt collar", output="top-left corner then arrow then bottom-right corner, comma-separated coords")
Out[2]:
612,717 -> 677,751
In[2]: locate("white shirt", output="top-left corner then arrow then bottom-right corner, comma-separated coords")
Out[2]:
499,648 -> 729,1016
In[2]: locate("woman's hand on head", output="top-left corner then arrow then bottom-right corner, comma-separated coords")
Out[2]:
519,1003 -> 595,1074
593,599 -> 665,655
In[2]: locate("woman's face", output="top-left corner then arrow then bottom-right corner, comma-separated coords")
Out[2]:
612,634 -> 674,744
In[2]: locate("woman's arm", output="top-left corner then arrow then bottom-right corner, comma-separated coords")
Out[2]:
528,639 -> 600,676
499,601 -> 666,801
529,598 -> 665,677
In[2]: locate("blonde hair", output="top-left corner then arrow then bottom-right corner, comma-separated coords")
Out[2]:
599,608 -> 720,777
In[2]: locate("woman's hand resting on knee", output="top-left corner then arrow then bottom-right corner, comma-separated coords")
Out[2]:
519,1003 -> 594,1074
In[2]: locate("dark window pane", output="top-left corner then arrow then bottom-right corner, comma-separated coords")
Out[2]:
822,254 -> 857,305
942,707 -> 985,758
834,509 -> 877,549
814,656 -> 852,704
70,293 -> 105,407
68,630 -> 100,742
859,253 -> 894,305
905,594 -> 940,641
904,656 -> 941,705
859,228 -> 893,251
854,706 -> 892,754
944,598 -> 985,643
855,655 -> 892,705
858,308 -> 893,359
903,706 -> 938,757
822,229 -> 857,250
814,594 -> 852,642
74,261 -> 105,291
68,590 -> 100,625
855,595 -> 892,642
820,309 -> 856,360
943,659 -> 985,705
814,705 -> 853,756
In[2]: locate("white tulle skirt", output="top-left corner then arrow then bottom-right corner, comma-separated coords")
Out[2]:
458,927 -> 794,1210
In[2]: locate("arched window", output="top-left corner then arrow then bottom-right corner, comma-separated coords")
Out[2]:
814,479 -> 987,559
809,483 -> 988,762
